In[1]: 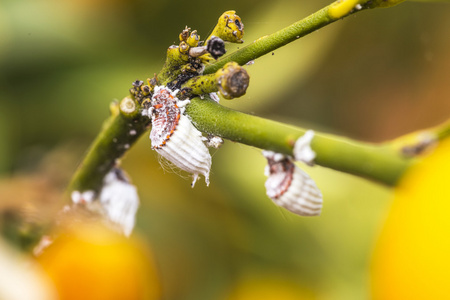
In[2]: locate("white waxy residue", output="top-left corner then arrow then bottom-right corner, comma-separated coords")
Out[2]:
205,135 -> 224,149
209,92 -> 220,103
293,130 -> 316,166
71,190 -> 95,205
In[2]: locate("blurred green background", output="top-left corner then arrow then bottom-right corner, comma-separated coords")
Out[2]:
1,0 -> 450,299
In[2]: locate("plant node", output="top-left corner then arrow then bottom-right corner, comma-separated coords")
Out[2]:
216,62 -> 249,99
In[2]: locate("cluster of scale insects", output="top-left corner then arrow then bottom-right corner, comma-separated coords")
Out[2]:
125,18 -> 323,216
127,77 -> 323,216
60,10 -> 322,248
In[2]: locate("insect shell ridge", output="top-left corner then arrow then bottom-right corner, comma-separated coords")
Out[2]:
264,152 -> 322,216
277,166 -> 323,216
169,115 -> 211,164
156,115 -> 210,167
154,114 -> 211,186
150,85 -> 212,185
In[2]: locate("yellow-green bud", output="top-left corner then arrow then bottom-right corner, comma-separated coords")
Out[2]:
208,10 -> 244,44
186,30 -> 200,47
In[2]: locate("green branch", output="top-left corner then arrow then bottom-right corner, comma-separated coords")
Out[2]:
68,98 -> 149,193
203,0 -> 410,74
186,97 -> 412,186
68,0 -> 416,194
204,1 -> 369,74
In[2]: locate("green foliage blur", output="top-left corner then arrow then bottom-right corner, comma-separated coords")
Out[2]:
1,0 -> 450,299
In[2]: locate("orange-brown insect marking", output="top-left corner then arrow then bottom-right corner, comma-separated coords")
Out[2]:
150,87 -> 182,149
148,86 -> 212,187
263,151 -> 323,216
267,156 -> 295,199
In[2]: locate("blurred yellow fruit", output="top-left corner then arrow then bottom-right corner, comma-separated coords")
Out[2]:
38,222 -> 161,300
371,138 -> 450,299
225,275 -> 316,300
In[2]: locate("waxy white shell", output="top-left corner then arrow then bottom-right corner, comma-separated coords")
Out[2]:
99,169 -> 139,236
148,86 -> 211,187
153,114 -> 211,186
263,151 -> 322,216
293,130 -> 316,166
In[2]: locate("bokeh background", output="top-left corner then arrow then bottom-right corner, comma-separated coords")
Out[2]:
1,0 -> 450,299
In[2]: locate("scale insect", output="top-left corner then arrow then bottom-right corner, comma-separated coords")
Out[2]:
144,86 -> 212,187
263,151 -> 323,216
99,168 -> 139,236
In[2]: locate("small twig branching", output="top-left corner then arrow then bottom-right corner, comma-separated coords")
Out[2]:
68,0 -> 447,201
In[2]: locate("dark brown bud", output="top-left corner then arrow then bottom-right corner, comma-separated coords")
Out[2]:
206,36 -> 226,60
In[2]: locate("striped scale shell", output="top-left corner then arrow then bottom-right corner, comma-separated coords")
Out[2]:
149,86 -> 211,187
263,151 -> 322,216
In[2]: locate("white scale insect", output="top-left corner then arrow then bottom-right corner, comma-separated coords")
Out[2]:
144,86 -> 212,187
71,168 -> 139,236
262,131 -> 323,216
99,168 -> 140,236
